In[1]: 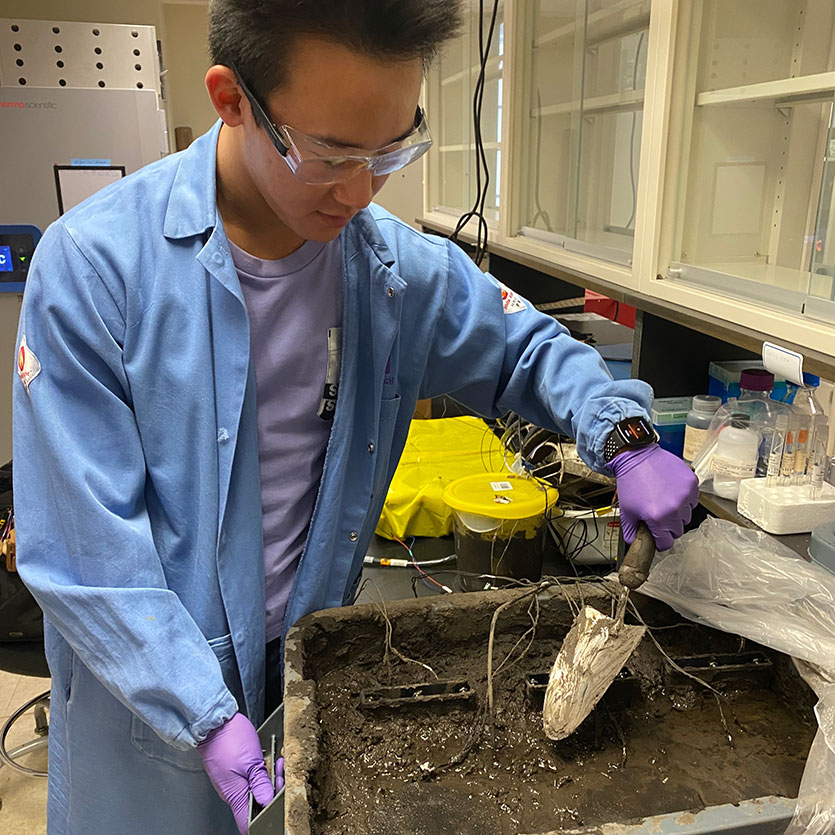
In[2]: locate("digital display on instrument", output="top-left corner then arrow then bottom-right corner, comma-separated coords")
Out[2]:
0,225 -> 41,291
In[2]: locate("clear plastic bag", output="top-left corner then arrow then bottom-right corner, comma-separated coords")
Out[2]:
639,517 -> 835,835
692,398 -> 789,496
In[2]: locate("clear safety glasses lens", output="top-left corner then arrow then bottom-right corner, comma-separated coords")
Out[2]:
289,140 -> 432,184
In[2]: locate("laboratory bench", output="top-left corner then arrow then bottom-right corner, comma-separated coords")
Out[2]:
357,491 -> 815,607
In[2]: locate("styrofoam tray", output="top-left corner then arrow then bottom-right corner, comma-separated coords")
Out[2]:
737,479 -> 835,535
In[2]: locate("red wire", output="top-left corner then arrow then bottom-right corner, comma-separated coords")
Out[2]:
393,536 -> 447,592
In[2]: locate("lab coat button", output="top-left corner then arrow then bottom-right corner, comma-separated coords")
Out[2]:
349,531 -> 359,542
386,287 -> 395,298
368,443 -> 375,453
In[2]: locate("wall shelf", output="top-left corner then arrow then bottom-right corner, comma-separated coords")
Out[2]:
438,142 -> 501,153
533,0 -> 650,50
696,72 -> 835,107
532,88 -> 644,118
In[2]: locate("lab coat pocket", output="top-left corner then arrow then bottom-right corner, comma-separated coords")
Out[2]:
130,633 -> 243,772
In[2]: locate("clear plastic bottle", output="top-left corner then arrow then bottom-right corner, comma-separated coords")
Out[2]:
791,372 -> 825,484
734,369 -> 789,476
712,413 -> 759,501
683,395 -> 722,463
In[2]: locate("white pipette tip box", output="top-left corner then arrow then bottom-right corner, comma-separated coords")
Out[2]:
737,479 -> 835,535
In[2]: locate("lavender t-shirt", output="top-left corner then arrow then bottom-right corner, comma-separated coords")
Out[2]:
229,237 -> 343,642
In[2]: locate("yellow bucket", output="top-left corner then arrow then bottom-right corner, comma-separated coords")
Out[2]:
443,473 -> 558,591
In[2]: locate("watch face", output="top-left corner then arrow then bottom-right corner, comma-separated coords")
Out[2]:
619,417 -> 653,444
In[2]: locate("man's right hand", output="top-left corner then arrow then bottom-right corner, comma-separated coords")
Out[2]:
197,712 -> 277,834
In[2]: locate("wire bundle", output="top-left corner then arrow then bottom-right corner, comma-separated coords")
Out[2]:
450,0 -> 502,267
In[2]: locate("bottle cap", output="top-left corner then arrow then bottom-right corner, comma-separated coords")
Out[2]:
729,412 -> 750,430
803,372 -> 820,387
739,368 -> 774,392
692,395 -> 722,412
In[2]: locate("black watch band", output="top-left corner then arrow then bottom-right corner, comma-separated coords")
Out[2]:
604,416 -> 657,463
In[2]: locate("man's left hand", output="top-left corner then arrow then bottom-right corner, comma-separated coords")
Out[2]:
609,445 -> 699,551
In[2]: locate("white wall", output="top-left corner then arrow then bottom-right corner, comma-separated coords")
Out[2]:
161,2 -> 218,142
374,159 -> 424,230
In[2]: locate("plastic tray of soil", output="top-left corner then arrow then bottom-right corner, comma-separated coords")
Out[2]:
281,585 -> 817,835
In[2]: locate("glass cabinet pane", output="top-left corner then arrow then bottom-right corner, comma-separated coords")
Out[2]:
809,101 -> 835,302
427,1 -> 504,222
668,0 -> 835,312
518,0 -> 651,265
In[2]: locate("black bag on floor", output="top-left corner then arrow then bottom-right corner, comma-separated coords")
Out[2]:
0,460 -> 44,641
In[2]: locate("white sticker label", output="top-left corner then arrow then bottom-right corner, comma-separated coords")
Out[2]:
762,342 -> 804,386
499,284 -> 526,314
490,481 -> 513,491
17,335 -> 41,395
683,426 -> 708,462
711,456 -> 755,480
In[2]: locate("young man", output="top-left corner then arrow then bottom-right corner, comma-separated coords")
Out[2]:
13,1 -> 697,833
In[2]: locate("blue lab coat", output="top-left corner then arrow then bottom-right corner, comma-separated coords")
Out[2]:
12,121 -> 652,834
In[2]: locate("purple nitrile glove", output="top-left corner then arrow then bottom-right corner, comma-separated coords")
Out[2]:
609,444 -> 699,552
197,712 -> 276,834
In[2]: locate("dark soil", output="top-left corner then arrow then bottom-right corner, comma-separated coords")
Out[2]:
307,597 -> 815,835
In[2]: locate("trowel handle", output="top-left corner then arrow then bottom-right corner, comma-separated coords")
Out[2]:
618,523 -> 656,590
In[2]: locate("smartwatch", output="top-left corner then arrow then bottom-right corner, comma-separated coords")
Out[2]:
603,416 -> 658,463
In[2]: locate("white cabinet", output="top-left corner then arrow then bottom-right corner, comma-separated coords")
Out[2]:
423,0 -> 835,358
658,0 -> 835,333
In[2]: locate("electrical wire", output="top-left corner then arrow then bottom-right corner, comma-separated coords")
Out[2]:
624,31 -> 646,231
393,536 -> 453,594
530,87 -> 553,232
450,0 -> 502,267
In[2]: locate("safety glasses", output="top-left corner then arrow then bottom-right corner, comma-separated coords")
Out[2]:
233,67 -> 433,185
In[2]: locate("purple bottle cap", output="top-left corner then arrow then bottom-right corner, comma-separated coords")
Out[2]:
739,368 -> 774,392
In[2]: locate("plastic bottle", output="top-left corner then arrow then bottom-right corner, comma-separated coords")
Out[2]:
711,413 -> 759,501
736,369 -> 780,419
735,369 -> 789,476
791,373 -> 825,484
683,395 -> 722,463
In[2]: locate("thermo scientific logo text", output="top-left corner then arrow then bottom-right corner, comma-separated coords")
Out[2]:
0,100 -> 57,109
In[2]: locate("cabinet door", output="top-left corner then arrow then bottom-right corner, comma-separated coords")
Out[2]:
662,0 -> 835,322
425,1 -> 505,225
514,0 -> 652,267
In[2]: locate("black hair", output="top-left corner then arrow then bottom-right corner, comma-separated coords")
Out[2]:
209,0 -> 462,100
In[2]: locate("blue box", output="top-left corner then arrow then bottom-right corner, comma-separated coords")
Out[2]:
651,396 -> 692,458
708,360 -> 788,402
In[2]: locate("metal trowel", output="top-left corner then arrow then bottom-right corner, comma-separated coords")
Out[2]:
543,523 -> 657,741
